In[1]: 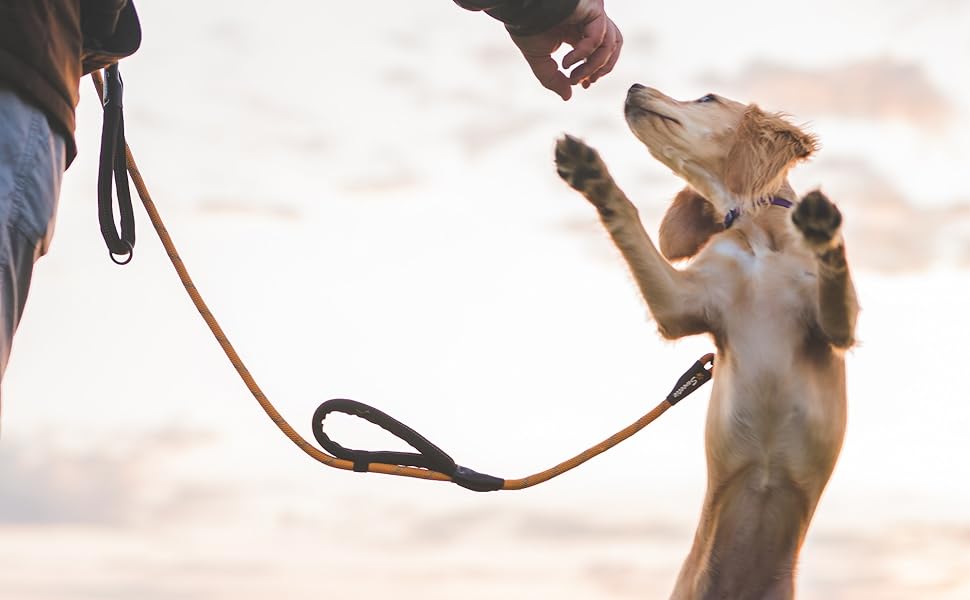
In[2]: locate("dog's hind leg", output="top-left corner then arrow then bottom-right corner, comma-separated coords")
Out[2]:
554,135 -> 710,339
792,191 -> 859,349
672,467 -> 810,600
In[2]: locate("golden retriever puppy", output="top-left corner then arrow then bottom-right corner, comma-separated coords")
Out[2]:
554,85 -> 858,599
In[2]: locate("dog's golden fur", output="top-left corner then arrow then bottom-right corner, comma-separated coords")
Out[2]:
723,106 -> 818,201
555,86 -> 858,599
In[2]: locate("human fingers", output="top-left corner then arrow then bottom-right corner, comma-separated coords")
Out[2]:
568,17 -> 618,85
586,21 -> 622,85
561,12 -> 607,70
525,53 -> 573,100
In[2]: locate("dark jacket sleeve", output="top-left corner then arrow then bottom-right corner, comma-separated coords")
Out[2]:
453,0 -> 580,36
80,0 -> 128,41
80,0 -> 140,75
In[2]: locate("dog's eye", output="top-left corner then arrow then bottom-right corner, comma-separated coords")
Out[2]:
696,94 -> 717,103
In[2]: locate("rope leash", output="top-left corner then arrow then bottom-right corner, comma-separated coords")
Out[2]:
90,69 -> 714,492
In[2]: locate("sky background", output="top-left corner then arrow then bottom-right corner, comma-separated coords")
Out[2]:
2,1 -> 970,598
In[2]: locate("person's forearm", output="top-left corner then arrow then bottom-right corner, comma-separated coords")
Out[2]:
453,0 -> 580,35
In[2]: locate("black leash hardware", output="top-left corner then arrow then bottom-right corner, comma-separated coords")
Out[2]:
312,398 -> 506,492
98,63 -> 135,265
666,353 -> 715,405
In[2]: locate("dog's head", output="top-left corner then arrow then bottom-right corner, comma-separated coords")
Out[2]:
624,85 -> 818,259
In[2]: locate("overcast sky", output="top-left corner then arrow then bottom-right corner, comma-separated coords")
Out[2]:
2,1 -> 969,599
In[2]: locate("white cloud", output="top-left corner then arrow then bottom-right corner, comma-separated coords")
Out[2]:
805,158 -> 970,271
705,59 -> 951,128
0,428 -> 224,526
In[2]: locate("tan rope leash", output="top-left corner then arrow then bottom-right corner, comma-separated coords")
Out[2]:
90,71 -> 714,492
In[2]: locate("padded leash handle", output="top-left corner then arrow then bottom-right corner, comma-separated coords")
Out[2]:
312,398 -> 505,492
98,63 -> 136,264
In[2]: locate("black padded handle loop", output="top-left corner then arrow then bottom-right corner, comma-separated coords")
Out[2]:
311,398 -> 505,492
312,399 -> 458,474
98,63 -> 136,262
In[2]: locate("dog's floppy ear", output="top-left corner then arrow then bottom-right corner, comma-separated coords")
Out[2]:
659,187 -> 723,261
724,105 -> 818,199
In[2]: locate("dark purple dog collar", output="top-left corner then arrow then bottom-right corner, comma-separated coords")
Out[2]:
724,197 -> 793,229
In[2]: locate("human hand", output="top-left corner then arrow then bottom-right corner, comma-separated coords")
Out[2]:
509,0 -> 622,100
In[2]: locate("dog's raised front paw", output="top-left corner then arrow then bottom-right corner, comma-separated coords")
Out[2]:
555,134 -> 608,194
793,190 -> 842,250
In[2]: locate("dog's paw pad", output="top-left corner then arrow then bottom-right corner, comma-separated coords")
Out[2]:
555,134 -> 606,192
793,190 -> 842,248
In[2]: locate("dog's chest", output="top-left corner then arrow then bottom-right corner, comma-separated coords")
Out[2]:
707,237 -> 815,333
702,237 -> 842,481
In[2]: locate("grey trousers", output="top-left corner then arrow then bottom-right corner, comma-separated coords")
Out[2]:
0,86 -> 65,398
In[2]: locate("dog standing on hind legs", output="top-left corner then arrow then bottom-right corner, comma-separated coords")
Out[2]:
554,85 -> 858,599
